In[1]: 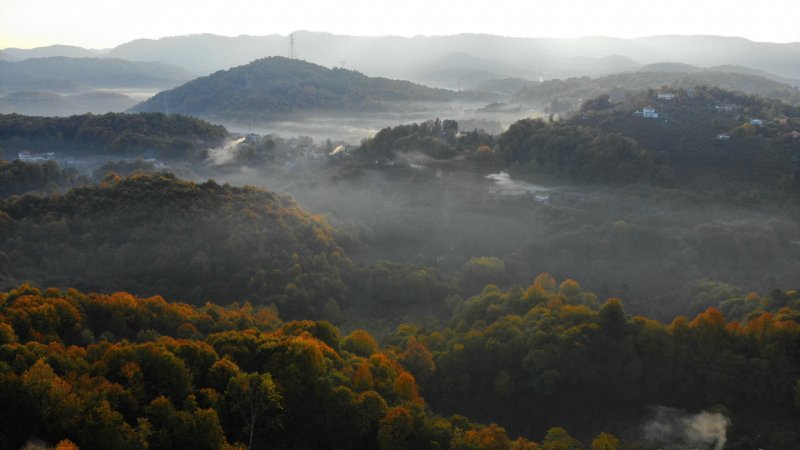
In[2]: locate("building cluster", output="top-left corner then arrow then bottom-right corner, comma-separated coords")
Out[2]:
18,151 -> 56,162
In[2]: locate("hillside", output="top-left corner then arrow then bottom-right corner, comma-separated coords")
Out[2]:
571,86 -> 800,193
129,57 -> 463,119
0,174 -> 349,318
518,70 -> 800,111
0,57 -> 191,93
0,112 -> 227,158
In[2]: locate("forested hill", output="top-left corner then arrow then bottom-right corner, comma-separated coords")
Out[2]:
0,174 -> 349,318
520,70 -> 800,111
0,112 -> 228,157
490,86 -> 800,196
570,86 -> 800,194
129,57 -> 464,119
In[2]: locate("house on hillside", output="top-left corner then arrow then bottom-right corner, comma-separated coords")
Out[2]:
788,131 -> 800,139
776,115 -> 789,125
750,119 -> 764,127
717,133 -> 731,140
658,93 -> 675,100
643,106 -> 659,119
17,151 -> 55,162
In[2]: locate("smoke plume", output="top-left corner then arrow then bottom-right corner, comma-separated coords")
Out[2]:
205,137 -> 246,165
643,406 -> 730,450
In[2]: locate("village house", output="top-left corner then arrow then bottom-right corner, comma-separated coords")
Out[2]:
642,106 -> 659,119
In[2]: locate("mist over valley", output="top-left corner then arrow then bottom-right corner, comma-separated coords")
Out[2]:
2,17 -> 800,450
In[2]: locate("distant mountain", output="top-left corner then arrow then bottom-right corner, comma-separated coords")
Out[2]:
518,70 -> 800,110
639,62 -> 800,87
472,77 -> 538,95
0,50 -> 16,62
0,57 -> 191,93
633,35 -> 800,79
0,91 -> 138,116
129,56 -> 465,120
14,34 -> 800,89
413,52 -> 521,89
638,62 -> 702,73
108,33 -> 286,75
0,91 -> 77,116
95,32 -> 800,84
2,44 -> 103,60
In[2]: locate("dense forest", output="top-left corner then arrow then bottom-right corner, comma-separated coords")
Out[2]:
0,113 -> 227,158
412,277 -> 800,447
2,275 -> 799,448
130,57 -> 477,120
0,160 -> 88,197
0,284 -> 554,450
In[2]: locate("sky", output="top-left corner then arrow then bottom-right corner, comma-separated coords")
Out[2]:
2,0 -> 800,49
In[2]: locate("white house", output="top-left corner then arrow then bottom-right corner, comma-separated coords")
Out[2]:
658,93 -> 675,100
717,134 -> 731,140
750,119 -> 764,127
643,107 -> 659,119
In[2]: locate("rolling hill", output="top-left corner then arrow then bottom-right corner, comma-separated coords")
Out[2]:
0,57 -> 191,93
129,56 -> 466,120
0,90 -> 139,116
1,44 -> 102,60
518,70 -> 800,110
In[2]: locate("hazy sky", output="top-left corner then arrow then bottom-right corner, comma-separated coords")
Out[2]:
2,0 -> 799,49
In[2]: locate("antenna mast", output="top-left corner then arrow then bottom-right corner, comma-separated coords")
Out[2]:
289,33 -> 296,59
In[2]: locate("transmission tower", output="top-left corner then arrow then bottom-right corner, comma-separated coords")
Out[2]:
289,33 -> 296,59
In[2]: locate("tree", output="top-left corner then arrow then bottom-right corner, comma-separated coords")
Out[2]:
343,330 -> 379,357
598,299 -> 627,338
393,372 -> 421,403
377,406 -> 414,450
224,372 -> 282,450
542,427 -> 582,450
590,432 -> 619,450
399,336 -> 435,382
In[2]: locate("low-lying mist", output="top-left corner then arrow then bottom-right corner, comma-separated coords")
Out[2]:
176,142 -> 800,320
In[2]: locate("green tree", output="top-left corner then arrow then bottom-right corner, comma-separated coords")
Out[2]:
590,432 -> 619,450
542,427 -> 582,450
224,372 -> 282,450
